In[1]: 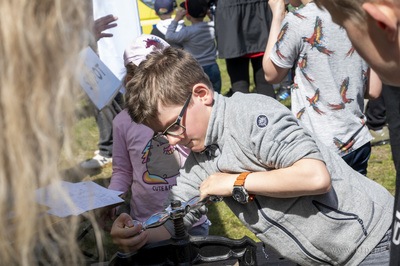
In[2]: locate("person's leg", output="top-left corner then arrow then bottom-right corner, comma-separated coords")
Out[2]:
381,84 -> 400,265
366,94 -> 386,131
365,93 -> 390,146
97,92 -> 124,157
225,57 -> 250,94
202,63 -> 222,94
251,56 -> 275,98
341,142 -> 371,176
81,92 -> 123,169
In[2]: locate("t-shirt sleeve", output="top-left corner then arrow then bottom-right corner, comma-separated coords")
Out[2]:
270,14 -> 301,69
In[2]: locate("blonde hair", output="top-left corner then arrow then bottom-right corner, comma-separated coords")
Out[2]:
125,47 -> 213,127
0,1 -> 102,265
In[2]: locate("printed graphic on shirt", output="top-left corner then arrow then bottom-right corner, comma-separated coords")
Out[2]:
345,46 -> 355,57
292,10 -> 306,19
296,107 -> 305,119
276,22 -> 289,60
306,88 -> 324,115
327,77 -> 352,110
257,115 -> 268,128
333,119 -> 366,155
302,16 -> 334,56
142,139 -> 182,184
333,136 -> 355,155
298,54 -> 314,82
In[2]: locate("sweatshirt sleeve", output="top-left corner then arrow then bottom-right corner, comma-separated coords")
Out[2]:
162,153 -> 208,236
229,94 -> 324,169
108,119 -> 133,194
165,20 -> 189,43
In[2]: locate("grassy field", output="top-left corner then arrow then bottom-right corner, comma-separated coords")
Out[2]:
70,59 -> 396,259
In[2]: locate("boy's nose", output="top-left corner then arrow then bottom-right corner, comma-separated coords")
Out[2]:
167,135 -> 182,146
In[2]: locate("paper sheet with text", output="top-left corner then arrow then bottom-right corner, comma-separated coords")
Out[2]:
35,181 -> 124,217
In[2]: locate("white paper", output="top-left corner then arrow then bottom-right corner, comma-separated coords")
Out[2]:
78,47 -> 122,111
36,181 -> 124,218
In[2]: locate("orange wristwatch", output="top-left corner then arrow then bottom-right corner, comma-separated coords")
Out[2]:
232,172 -> 255,204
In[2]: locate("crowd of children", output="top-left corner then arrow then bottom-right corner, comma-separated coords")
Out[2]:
5,0 -> 400,264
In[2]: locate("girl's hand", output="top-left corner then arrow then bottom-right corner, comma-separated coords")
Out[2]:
110,213 -> 149,252
269,0 -> 287,20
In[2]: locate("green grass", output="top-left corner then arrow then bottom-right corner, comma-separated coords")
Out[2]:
70,59 -> 397,258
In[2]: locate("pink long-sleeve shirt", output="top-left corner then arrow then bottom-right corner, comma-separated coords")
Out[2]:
109,110 -> 197,223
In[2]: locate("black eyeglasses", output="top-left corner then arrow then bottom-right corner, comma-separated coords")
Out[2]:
153,92 -> 192,144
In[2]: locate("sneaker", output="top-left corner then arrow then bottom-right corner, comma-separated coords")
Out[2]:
80,154 -> 112,169
370,126 -> 390,146
275,87 -> 291,101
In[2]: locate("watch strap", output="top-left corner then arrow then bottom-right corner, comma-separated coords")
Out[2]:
234,172 -> 255,202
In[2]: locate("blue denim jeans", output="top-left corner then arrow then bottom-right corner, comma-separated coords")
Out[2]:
203,63 -> 221,94
342,142 -> 371,176
188,218 -> 211,236
359,229 -> 391,265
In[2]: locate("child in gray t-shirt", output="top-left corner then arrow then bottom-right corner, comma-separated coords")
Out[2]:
263,0 -> 382,176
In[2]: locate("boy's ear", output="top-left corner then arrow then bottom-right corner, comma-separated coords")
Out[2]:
192,83 -> 213,105
362,2 -> 398,42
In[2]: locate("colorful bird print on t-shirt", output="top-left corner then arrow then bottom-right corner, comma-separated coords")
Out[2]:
276,22 -> 289,60
340,77 -> 354,104
306,88 -> 324,114
298,54 -> 314,82
327,77 -> 353,110
302,16 -> 334,56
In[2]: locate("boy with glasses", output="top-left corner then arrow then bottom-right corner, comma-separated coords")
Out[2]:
111,47 -> 393,265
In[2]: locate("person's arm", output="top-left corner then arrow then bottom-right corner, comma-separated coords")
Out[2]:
199,158 -> 331,200
263,0 -> 291,84
200,94 -> 332,201
364,68 -> 382,99
108,121 -> 134,194
93,14 -> 118,42
165,9 -> 188,43
110,213 -> 171,252
100,119 -> 133,230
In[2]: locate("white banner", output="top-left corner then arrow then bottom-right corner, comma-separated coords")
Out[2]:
92,0 -> 142,94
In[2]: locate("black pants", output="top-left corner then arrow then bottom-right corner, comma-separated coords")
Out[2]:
226,56 -> 275,98
366,93 -> 387,131
95,92 -> 124,158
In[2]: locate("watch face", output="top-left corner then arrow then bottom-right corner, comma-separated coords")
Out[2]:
233,187 -> 247,203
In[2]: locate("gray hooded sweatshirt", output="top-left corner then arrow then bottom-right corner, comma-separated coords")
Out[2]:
163,92 -> 393,265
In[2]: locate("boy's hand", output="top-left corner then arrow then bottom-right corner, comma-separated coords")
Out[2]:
199,173 -> 237,200
174,9 -> 187,21
110,213 -> 149,252
268,0 -> 286,20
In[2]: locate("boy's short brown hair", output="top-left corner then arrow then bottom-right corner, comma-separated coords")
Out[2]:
314,0 -> 368,22
125,47 -> 213,127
